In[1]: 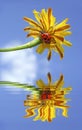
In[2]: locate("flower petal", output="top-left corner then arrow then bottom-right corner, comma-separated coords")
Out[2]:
39,19 -> 46,31
33,107 -> 42,121
63,87 -> 72,94
24,27 -> 40,32
55,18 -> 69,29
54,74 -> 64,90
36,44 -> 46,54
40,9 -> 48,31
33,10 -> 40,23
48,8 -> 56,27
55,31 -> 72,36
36,79 -> 45,88
47,72 -> 52,84
63,40 -> 72,46
54,35 -> 64,42
24,107 -> 36,118
55,44 -> 64,59
48,8 -> 52,27
27,32 -> 39,37
47,50 -> 52,60
23,17 -> 42,30
62,107 -> 68,117
55,24 -> 70,32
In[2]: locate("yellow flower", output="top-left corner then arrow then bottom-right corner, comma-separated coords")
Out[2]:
24,8 -> 72,60
24,73 -> 72,122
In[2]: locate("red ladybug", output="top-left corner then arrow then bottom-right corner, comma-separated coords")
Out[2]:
41,33 -> 51,43
41,91 -> 52,100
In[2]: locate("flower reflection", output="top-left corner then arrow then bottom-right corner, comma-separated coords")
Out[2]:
24,73 -> 72,122
0,73 -> 72,122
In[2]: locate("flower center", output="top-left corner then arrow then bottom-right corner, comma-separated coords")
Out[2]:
41,33 -> 51,44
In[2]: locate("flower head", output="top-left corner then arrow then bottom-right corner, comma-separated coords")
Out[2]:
24,73 -> 72,122
24,8 -> 72,60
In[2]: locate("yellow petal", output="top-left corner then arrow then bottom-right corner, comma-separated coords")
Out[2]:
24,107 -> 36,118
52,36 -> 63,44
48,26 -> 54,33
63,87 -> 72,94
41,106 -> 47,121
48,8 -> 52,27
23,17 -> 42,30
55,18 -> 69,29
47,72 -> 52,84
33,107 -> 41,121
40,9 -> 48,31
47,8 -> 56,27
51,106 -> 56,119
27,32 -> 39,37
47,50 -> 52,60
24,26 -> 40,32
55,24 -> 70,31
63,40 -> 72,46
33,10 -> 40,23
55,43 -> 64,59
39,18 -> 46,31
36,79 -> 45,88
54,74 -> 64,90
62,107 -> 68,117
36,44 -> 46,54
54,34 -> 64,42
55,31 -> 72,36
57,43 -> 64,52
47,106 -> 52,122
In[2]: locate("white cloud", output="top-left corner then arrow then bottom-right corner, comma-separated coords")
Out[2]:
0,41 -> 38,93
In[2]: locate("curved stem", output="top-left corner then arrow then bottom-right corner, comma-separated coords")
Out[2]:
0,37 -> 41,52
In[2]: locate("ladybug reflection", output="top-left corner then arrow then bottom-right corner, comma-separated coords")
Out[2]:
40,89 -> 55,100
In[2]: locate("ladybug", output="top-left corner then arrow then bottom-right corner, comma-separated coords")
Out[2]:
40,91 -> 52,100
41,33 -> 51,44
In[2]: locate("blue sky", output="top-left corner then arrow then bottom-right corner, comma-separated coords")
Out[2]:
0,0 -> 82,130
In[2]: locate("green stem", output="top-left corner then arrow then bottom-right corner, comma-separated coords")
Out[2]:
0,37 -> 41,52
0,81 -> 38,92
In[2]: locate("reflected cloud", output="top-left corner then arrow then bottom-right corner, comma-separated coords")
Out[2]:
0,73 -> 72,122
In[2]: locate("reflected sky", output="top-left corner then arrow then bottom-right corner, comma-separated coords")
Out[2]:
0,70 -> 81,129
